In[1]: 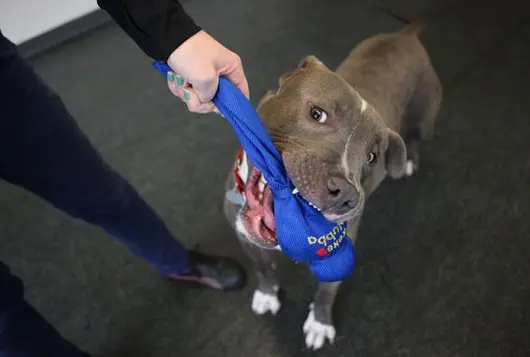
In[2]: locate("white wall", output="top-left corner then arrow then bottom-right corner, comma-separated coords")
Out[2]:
0,0 -> 99,44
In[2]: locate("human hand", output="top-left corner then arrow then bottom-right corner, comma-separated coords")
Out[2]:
166,30 -> 249,114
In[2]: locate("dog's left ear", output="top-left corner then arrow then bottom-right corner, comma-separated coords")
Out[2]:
385,129 -> 407,178
298,55 -> 328,71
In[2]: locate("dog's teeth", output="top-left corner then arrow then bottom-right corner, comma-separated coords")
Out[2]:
291,189 -> 321,211
307,201 -> 320,211
258,180 -> 265,193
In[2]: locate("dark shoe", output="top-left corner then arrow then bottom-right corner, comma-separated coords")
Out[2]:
168,251 -> 247,291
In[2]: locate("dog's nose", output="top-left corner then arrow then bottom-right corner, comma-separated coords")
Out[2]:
326,176 -> 359,214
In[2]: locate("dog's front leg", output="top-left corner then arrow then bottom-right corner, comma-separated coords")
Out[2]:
303,280 -> 342,350
303,217 -> 361,350
238,235 -> 282,316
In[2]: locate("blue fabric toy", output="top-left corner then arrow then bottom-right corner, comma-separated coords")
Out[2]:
152,61 -> 355,282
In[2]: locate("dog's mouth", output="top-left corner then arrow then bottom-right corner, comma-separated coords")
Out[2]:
239,167 -> 277,248
239,165 -> 325,248
239,165 -> 332,249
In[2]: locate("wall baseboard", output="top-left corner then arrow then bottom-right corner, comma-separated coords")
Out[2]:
17,9 -> 112,59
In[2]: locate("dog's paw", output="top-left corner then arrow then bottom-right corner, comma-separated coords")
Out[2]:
303,304 -> 336,350
405,159 -> 416,177
251,288 -> 281,315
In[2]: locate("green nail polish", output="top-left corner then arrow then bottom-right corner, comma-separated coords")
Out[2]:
184,89 -> 190,101
176,75 -> 184,87
167,72 -> 175,82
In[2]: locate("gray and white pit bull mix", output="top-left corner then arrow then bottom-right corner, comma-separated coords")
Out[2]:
223,22 -> 442,350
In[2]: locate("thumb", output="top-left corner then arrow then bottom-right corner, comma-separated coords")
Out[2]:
224,66 -> 250,99
192,75 -> 219,103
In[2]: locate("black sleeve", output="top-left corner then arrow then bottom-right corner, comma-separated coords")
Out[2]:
97,0 -> 202,61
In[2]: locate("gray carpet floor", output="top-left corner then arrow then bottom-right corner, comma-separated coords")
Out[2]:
1,0 -> 530,356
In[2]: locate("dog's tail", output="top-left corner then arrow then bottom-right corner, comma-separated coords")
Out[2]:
376,1 -> 426,36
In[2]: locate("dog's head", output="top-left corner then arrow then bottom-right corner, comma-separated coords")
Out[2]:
257,55 -> 407,222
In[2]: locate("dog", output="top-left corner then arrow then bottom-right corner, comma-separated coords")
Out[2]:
223,21 -> 442,350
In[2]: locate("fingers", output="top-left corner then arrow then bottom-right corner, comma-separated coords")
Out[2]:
165,56 -> 249,115
192,73 -> 219,103
193,54 -> 250,101
181,87 -> 216,114
167,71 -> 216,114
224,56 -> 250,99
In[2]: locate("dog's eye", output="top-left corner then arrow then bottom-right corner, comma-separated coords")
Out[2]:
367,152 -> 377,165
310,106 -> 328,124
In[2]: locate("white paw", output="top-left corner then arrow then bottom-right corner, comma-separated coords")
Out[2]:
251,288 -> 281,315
405,160 -> 415,176
303,304 -> 336,350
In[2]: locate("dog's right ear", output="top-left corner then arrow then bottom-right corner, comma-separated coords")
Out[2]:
278,56 -> 328,87
278,71 -> 293,87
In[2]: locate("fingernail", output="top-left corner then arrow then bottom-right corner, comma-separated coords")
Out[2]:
176,75 -> 184,87
167,72 -> 175,82
183,89 -> 190,101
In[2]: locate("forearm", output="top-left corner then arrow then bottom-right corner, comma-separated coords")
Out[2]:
97,0 -> 201,60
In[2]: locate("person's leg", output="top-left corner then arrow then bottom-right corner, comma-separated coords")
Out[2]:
0,30 -> 245,290
0,262 -> 90,357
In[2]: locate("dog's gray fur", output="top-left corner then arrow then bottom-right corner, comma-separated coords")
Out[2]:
223,22 -> 442,350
